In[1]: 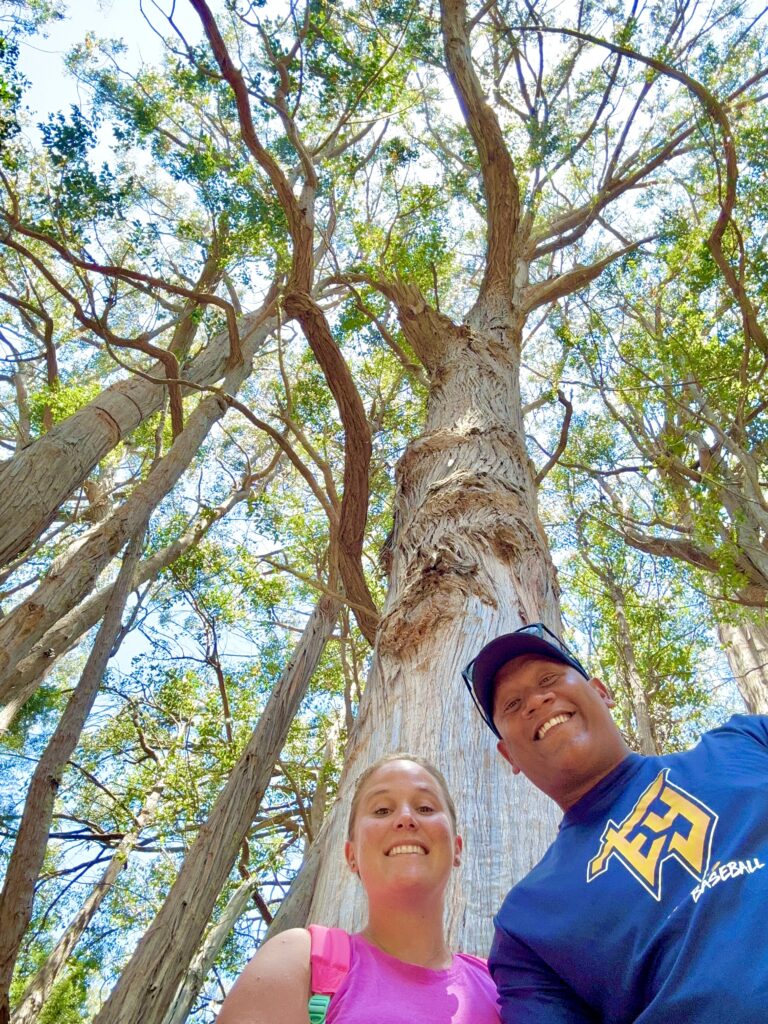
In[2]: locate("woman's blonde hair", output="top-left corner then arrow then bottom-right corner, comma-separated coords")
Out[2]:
346,752 -> 458,840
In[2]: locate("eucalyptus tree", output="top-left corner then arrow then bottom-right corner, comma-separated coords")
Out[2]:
250,0 -> 765,956
2,0 -> 767,1018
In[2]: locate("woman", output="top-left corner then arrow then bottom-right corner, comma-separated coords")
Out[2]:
218,753 -> 501,1023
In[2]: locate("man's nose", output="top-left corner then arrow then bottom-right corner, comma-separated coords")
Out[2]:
522,689 -> 555,717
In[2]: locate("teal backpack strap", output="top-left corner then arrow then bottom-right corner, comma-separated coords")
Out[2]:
307,925 -> 351,1024
307,994 -> 331,1024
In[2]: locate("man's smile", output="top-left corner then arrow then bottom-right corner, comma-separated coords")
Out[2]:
535,712 -> 573,741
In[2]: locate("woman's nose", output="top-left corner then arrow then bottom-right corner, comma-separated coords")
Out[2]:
394,808 -> 417,829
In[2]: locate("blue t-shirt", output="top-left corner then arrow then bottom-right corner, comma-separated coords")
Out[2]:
490,715 -> 768,1023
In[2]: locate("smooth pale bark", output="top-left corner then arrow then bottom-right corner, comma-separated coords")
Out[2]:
612,606 -> 658,755
0,304 -> 269,570
718,615 -> 768,714
0,319 -> 273,688
10,780 -> 166,1024
161,875 -> 260,1024
92,594 -> 341,1024
574,538 -> 657,755
266,831 -> 324,939
309,311 -> 561,954
0,530 -> 146,1024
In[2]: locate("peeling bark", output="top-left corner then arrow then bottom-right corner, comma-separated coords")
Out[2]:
310,306 -> 561,953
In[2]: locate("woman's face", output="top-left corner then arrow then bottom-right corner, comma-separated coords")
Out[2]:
344,760 -> 462,902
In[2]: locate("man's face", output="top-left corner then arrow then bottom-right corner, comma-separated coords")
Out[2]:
492,654 -> 629,810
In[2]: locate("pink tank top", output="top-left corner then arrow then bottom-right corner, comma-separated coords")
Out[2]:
324,932 -> 501,1023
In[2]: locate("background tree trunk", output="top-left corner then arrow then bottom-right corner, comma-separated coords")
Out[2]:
0,306 -> 273,570
717,615 -> 768,713
10,780 -> 166,1024
0,318 -> 273,688
92,594 -> 340,1024
161,876 -> 260,1024
0,471 -> 274,731
0,528 -> 146,1024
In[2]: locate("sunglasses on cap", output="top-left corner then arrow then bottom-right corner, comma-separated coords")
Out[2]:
462,622 -> 589,737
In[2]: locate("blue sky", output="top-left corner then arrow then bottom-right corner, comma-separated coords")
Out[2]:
17,0 -> 203,121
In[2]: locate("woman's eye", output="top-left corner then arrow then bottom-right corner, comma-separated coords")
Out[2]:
373,806 -> 391,816
506,699 -> 520,714
418,805 -> 435,814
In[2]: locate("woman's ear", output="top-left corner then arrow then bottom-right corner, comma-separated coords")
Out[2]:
344,839 -> 358,874
453,834 -> 463,868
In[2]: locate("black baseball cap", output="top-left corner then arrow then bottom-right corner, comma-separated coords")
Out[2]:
462,623 -> 590,737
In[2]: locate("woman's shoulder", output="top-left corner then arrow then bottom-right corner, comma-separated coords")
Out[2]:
217,928 -> 312,1024
251,927 -> 313,973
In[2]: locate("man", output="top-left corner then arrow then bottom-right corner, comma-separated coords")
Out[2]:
463,622 -> 768,1023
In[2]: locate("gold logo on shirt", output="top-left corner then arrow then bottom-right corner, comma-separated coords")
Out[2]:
587,770 -> 718,900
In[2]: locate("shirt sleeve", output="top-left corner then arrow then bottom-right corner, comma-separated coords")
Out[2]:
490,924 -> 598,1024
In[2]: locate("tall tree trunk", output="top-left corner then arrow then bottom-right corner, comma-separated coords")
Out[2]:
161,876 -> 259,1024
309,312 -> 561,953
10,780 -> 166,1024
611,596 -> 658,755
0,529 -> 146,1024
266,830 -> 325,939
92,594 -> 340,1024
0,303 -> 273,570
572,527 -> 658,755
717,614 -> 768,713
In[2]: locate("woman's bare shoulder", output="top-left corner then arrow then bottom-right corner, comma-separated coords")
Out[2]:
216,928 -> 312,1024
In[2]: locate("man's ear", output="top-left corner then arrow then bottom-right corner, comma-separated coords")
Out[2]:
590,677 -> 615,708
344,839 -> 357,874
497,740 -> 521,775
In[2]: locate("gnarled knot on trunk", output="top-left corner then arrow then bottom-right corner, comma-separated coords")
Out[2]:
378,540 -> 498,656
396,431 -> 532,494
